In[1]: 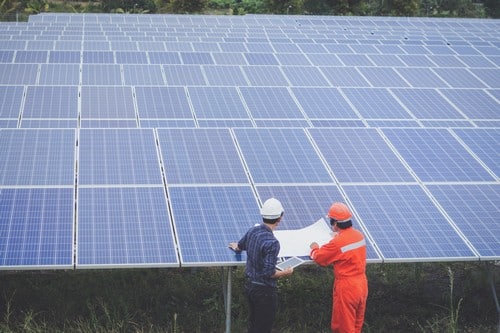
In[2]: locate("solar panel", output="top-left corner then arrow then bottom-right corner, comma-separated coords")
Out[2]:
234,128 -> 333,184
80,86 -> 135,119
453,128 -> 499,177
239,87 -> 304,119
343,184 -> 478,261
23,86 -> 78,118
168,185 -> 260,265
0,86 -> 23,118
157,128 -> 248,184
308,128 -> 415,183
282,66 -> 330,86
382,128 -> 495,182
342,88 -> 412,119
0,129 -> 75,186
0,188 -> 74,269
77,187 -> 178,268
427,184 -> 500,260
78,128 -> 162,185
391,88 -> 464,119
188,87 -> 249,119
0,13 -> 498,270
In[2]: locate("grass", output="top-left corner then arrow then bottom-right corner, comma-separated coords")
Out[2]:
0,262 -> 498,332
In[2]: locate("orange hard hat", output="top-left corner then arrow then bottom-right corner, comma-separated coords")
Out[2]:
327,202 -> 352,222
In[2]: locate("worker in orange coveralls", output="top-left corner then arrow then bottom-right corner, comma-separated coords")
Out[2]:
310,202 -> 368,333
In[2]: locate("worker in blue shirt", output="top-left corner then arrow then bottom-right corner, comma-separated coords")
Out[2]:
229,197 -> 293,333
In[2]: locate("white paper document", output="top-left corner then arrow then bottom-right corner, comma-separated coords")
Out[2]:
274,218 -> 335,257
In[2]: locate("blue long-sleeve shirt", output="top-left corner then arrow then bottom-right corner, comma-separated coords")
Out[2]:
238,223 -> 280,288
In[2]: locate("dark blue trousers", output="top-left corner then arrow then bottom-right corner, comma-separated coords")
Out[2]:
246,283 -> 277,333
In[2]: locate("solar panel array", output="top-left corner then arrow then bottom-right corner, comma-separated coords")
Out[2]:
0,13 -> 498,269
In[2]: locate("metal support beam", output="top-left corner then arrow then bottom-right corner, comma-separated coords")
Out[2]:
222,267 -> 233,333
488,262 -> 500,333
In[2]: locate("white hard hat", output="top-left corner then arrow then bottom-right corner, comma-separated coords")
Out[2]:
260,198 -> 284,219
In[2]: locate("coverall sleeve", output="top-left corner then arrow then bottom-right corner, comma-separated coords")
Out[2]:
310,240 -> 339,267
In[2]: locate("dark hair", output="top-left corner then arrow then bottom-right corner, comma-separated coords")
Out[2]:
330,219 -> 352,229
263,216 -> 282,224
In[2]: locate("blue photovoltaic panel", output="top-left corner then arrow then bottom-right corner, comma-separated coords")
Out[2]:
188,87 -> 249,119
308,128 -> 415,183
82,64 -> 122,85
115,51 -> 148,64
15,50 -> 47,63
275,53 -> 310,66
242,66 -> 289,86
342,88 -> 412,119
21,119 -> 78,128
157,128 -> 248,184
433,68 -> 487,88
337,54 -> 373,66
439,89 -> 499,119
244,53 -> 279,65
453,128 -> 499,177
164,65 -> 207,85
281,66 -> 330,86
180,52 -> 213,64
0,129 -> 75,186
395,68 -> 448,88
292,87 -> 358,119
304,54 -> 344,66
79,129 -> 162,185
255,185 -> 381,261
0,50 -> 14,63
135,86 -> 192,119
382,128 -> 495,182
0,64 -> 38,84
23,86 -> 78,118
169,186 -> 260,265
357,67 -> 409,87
39,64 -> 80,85
148,52 -> 182,64
343,184 -> 478,261
203,66 -> 249,86
80,86 -> 135,119
82,51 -> 114,63
319,67 -> 370,87
0,188 -> 74,269
48,51 -> 80,63
0,86 -> 23,118
391,88 -> 464,119
212,52 -> 247,65
470,68 -> 500,89
239,87 -> 304,119
427,184 -> 500,260
122,65 -> 165,85
234,128 -> 333,184
77,187 -> 178,267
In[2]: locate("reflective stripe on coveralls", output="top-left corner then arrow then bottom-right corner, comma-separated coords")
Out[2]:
310,227 -> 368,333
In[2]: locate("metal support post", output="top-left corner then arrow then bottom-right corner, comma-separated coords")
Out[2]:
222,267 -> 233,333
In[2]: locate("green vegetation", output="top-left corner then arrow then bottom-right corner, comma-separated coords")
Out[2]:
0,262 -> 497,332
1,0 -> 498,21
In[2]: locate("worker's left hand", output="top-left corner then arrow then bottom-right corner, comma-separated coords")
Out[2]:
228,243 -> 239,251
310,242 -> 319,250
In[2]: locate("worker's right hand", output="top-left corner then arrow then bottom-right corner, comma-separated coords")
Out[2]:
281,267 -> 293,277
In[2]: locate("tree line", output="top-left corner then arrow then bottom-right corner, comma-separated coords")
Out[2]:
1,0 -> 498,20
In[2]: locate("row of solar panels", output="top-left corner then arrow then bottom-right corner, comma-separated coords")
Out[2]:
1,127 -> 498,185
24,13 -> 500,30
0,26 -> 496,43
0,127 -> 498,269
1,51 -> 498,70
0,85 -> 497,125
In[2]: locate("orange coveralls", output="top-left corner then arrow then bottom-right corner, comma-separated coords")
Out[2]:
310,227 -> 368,333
